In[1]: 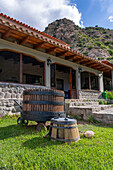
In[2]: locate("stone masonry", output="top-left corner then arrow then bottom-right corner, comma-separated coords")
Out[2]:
79,90 -> 102,100
0,82 -> 47,117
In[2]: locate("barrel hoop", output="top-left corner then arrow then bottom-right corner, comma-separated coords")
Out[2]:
50,136 -> 80,142
22,111 -> 65,115
51,120 -> 76,125
23,100 -> 64,105
50,125 -> 78,129
24,91 -> 65,97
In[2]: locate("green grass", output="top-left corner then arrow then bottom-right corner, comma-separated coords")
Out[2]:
1,116 -> 113,169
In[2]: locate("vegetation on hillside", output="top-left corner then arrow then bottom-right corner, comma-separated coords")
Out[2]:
44,18 -> 113,62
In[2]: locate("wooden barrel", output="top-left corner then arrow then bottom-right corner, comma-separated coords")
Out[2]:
22,89 -> 65,122
50,117 -> 80,142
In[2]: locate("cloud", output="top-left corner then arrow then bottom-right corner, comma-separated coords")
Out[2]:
0,0 -> 83,31
108,16 -> 113,22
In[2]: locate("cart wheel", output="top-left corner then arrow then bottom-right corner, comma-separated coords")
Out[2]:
17,117 -> 23,125
23,119 -> 28,125
17,117 -> 28,125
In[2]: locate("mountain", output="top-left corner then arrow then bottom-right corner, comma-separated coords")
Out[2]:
44,18 -> 113,62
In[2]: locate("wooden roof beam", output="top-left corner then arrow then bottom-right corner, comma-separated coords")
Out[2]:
65,55 -> 76,60
2,29 -> 11,39
88,64 -> 99,67
79,60 -> 89,65
20,35 -> 30,45
34,42 -> 46,50
73,58 -> 82,63
86,62 -> 99,67
56,51 -> 68,57
100,68 -> 111,71
46,47 -> 57,53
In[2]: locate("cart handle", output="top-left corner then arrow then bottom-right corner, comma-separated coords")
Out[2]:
13,99 -> 23,110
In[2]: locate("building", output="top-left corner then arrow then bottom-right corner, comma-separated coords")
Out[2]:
0,12 -> 113,115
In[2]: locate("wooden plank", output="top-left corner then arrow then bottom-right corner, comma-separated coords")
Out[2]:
51,124 -> 57,141
20,53 -> 23,83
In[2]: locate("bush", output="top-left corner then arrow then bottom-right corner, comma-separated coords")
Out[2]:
88,115 -> 99,123
88,45 -> 93,50
106,91 -> 113,100
98,100 -> 105,105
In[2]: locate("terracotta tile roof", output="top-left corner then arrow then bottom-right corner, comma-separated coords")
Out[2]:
0,13 -> 69,47
0,13 -> 112,72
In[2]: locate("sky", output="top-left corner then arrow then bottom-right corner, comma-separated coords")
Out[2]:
0,0 -> 113,31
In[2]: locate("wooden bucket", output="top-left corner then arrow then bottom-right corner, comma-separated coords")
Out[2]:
50,117 -> 80,142
22,89 -> 65,122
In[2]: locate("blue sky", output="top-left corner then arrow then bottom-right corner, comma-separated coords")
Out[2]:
73,0 -> 113,29
0,0 -> 113,30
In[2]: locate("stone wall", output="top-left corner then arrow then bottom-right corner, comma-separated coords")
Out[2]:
0,82 -> 47,117
79,90 -> 102,100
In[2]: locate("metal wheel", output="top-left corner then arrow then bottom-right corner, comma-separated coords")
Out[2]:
17,117 -> 23,125
17,117 -> 28,125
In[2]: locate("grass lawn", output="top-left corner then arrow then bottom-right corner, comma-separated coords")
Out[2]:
0,116 -> 113,169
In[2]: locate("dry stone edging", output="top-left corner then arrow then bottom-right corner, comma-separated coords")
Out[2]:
65,101 -> 113,124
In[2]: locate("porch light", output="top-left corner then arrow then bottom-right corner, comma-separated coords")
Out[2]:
78,67 -> 82,73
47,58 -> 52,66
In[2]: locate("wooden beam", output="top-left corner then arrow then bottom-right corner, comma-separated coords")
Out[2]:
83,61 -> 94,66
20,36 -> 30,45
2,29 -> 11,39
73,58 -> 82,63
56,51 -> 67,57
55,64 -> 56,88
100,67 -> 110,71
46,47 -> 57,53
20,53 -> 23,83
34,42 -> 45,50
86,63 -> 99,67
79,60 -> 89,65
70,67 -> 72,99
65,55 -> 76,60
89,72 -> 91,90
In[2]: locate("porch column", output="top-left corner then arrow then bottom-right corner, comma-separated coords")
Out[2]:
76,69 -> 81,98
45,60 -> 51,88
69,68 -> 72,99
112,70 -> 113,90
99,72 -> 104,92
20,53 -> 23,83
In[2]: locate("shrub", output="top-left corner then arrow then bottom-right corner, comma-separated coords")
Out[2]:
106,91 -> 113,100
88,45 -> 93,50
83,52 -> 88,56
88,115 -> 99,123
98,100 -> 105,105
107,49 -> 113,56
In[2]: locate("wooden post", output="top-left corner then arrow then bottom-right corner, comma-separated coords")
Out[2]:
43,62 -> 45,86
89,72 -> 91,90
20,53 -> 23,83
54,64 -> 56,88
70,67 -> 72,99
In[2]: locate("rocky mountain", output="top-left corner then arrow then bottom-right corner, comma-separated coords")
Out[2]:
44,18 -> 113,62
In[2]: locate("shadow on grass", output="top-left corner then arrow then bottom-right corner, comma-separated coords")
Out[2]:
22,136 -> 61,149
0,124 -> 38,140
